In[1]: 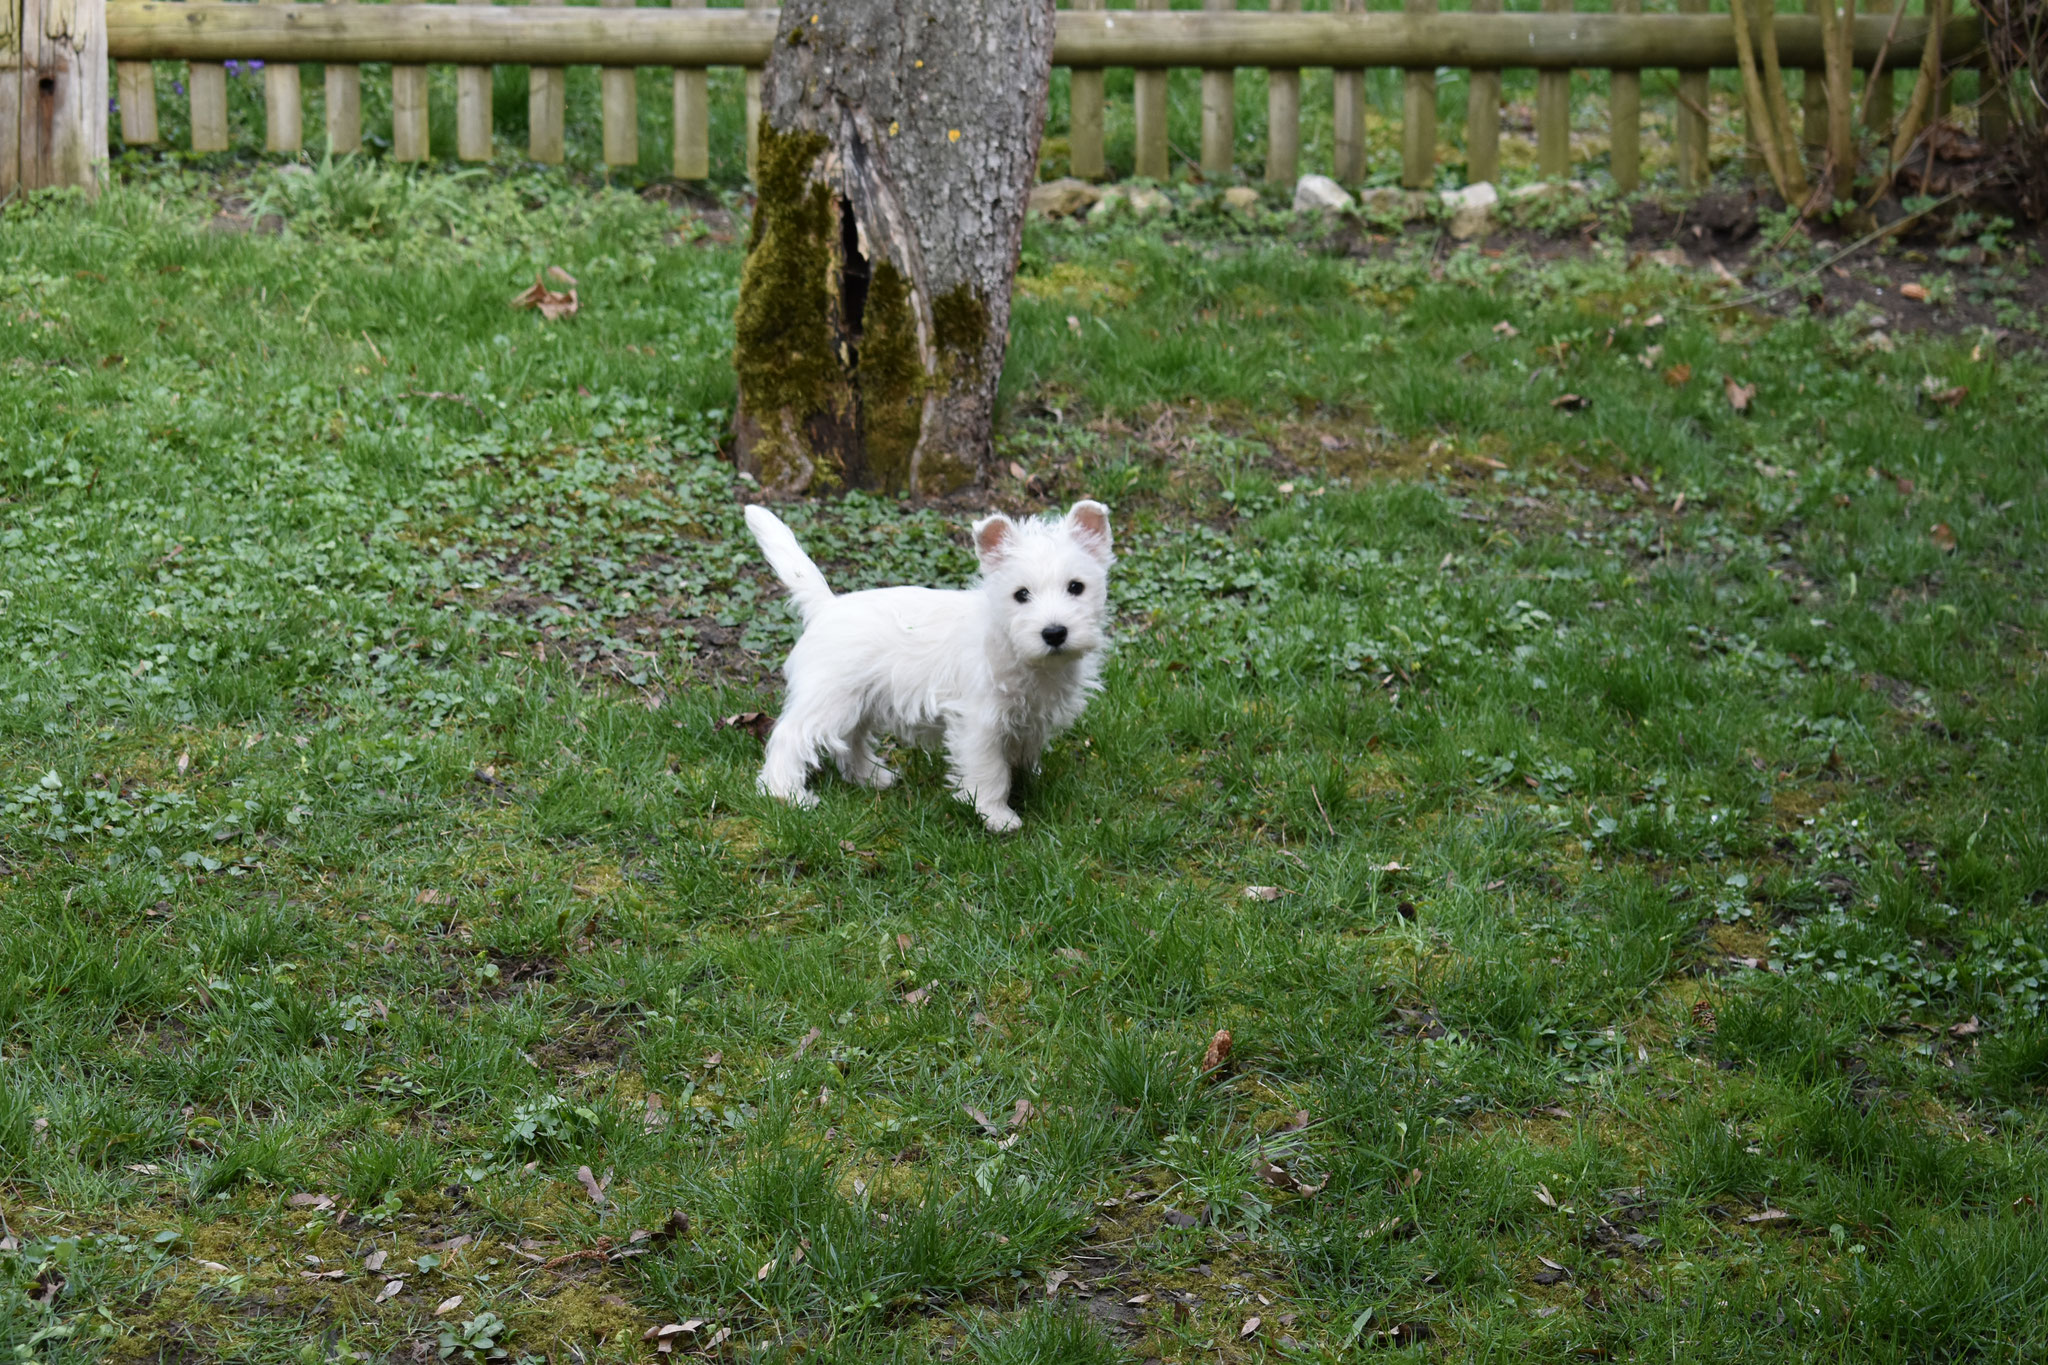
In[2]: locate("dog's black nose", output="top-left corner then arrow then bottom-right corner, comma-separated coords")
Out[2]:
1041,624 -> 1069,650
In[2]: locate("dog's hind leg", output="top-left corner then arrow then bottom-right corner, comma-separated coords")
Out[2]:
757,708 -> 824,809
837,727 -> 897,790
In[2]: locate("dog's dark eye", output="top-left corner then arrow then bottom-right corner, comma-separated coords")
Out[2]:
1012,588 -> 1031,604
1067,579 -> 1086,596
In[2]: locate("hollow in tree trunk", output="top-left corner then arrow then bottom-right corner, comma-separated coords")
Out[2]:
732,0 -> 1056,497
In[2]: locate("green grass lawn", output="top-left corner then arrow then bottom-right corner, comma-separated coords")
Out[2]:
3,162 -> 2047,1364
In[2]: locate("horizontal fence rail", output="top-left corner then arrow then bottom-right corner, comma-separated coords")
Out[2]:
107,6 -> 1975,71
96,1 -> 1994,199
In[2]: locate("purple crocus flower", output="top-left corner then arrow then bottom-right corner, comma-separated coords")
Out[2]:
174,79 -> 185,95
225,59 -> 237,73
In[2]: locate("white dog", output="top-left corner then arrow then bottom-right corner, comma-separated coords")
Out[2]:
742,501 -> 1114,832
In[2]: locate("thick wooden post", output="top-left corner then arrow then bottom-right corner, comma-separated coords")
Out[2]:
672,0 -> 708,178
528,0 -> 565,165
262,0 -> 301,152
1200,0 -> 1234,177
1609,0 -> 1640,190
393,62 -> 429,161
118,61 -> 159,146
1676,0 -> 1708,188
2,0 -> 108,195
1465,0 -> 1500,184
1401,0 -> 1436,188
1536,0 -> 1571,178
1069,0 -> 1105,177
1266,0 -> 1299,186
190,61 -> 229,152
601,0 -> 637,167
743,0 -> 769,178
1333,0 -> 1365,182
1134,0 -> 1169,180
457,0 -> 493,160
327,0 -> 362,153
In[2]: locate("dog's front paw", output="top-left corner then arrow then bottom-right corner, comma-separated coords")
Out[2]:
857,765 -> 898,790
980,806 -> 1023,834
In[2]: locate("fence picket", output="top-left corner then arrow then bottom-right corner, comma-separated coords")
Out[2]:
1863,0 -> 1894,133
674,0 -> 709,179
1801,0 -> 1826,146
1537,0 -> 1571,178
1610,0 -> 1640,190
1266,0 -> 1300,186
1069,0 -> 1106,179
1676,0 -> 1708,187
601,0 -> 638,167
393,62 -> 429,161
117,62 -> 158,145
190,62 -> 229,152
1135,0 -> 1170,180
1201,0 -> 1235,177
744,0 -> 770,179
458,0 -> 493,161
1332,0 -> 1364,183
1466,0 -> 1500,184
1402,0 -> 1436,188
261,0 -> 301,152
327,0 -> 362,154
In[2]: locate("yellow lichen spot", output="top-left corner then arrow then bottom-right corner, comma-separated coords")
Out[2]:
948,129 -> 961,142
809,12 -> 819,21
914,59 -> 923,68
888,121 -> 900,136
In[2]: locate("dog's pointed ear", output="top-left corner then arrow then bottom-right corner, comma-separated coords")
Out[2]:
1064,500 -> 1114,563
973,513 -> 1017,567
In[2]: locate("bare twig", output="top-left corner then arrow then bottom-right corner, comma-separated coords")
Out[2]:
1688,180 -> 1983,313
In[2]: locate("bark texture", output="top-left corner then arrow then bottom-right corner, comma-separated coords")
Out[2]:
733,0 -> 1055,496
2,0 -> 109,199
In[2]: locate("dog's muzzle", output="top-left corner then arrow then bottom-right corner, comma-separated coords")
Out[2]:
1040,625 -> 1069,651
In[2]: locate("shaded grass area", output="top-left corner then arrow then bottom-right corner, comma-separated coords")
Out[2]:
3,162 -> 2047,1363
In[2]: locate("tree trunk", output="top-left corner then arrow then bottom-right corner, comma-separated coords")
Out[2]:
732,0 -> 1055,497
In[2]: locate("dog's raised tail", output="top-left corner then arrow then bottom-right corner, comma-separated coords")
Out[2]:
744,505 -> 834,624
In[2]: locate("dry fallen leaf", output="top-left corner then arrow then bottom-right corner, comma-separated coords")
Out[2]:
1243,885 -> 1285,902
1743,1208 -> 1793,1224
1929,523 -> 1958,554
1201,1028 -> 1233,1074
1950,1015 -> 1983,1038
1470,453 -> 1508,470
1927,384 -> 1968,408
300,1268 -> 347,1281
1550,392 -> 1590,412
1534,1182 -> 1558,1208
1900,281 -> 1930,302
713,710 -> 775,741
510,271 -> 580,320
1045,1268 -> 1071,1299
414,889 -> 452,906
1723,376 -> 1756,414
435,1295 -> 464,1317
1240,1316 -> 1263,1339
1055,946 -> 1090,965
1663,362 -> 1692,387
963,1105 -> 1000,1135
755,1258 -> 777,1282
1492,320 -> 1519,338
196,1259 -> 230,1272
364,1249 -> 388,1272
1010,1098 -> 1034,1129
575,1165 -> 611,1206
287,1192 -> 336,1210
377,1278 -> 404,1302
795,1027 -> 822,1058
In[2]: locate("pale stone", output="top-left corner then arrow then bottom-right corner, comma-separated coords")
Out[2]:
1292,173 -> 1355,213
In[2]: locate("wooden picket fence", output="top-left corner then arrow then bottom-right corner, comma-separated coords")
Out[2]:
100,0 -> 1986,194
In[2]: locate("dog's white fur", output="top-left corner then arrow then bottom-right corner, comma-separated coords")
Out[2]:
743,500 -> 1114,832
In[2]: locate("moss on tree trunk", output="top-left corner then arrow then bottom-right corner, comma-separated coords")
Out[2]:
731,0 -> 1055,498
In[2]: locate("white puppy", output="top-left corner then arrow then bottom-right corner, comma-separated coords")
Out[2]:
743,501 -> 1114,832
